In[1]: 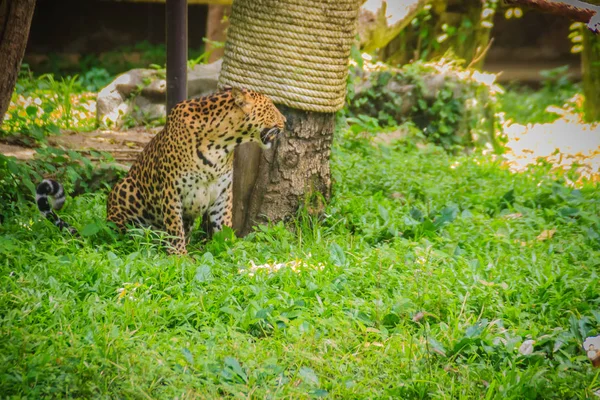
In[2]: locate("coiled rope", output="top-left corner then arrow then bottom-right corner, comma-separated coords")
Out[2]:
218,0 -> 360,113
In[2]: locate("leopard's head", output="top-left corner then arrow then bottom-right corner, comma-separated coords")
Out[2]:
230,87 -> 286,149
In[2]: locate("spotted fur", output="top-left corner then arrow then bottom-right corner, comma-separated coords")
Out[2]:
37,87 -> 286,254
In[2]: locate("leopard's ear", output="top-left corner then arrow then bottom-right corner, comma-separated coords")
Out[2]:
231,87 -> 254,115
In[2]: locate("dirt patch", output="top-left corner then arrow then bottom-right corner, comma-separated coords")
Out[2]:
0,143 -> 36,160
372,127 -> 409,146
0,126 -> 160,162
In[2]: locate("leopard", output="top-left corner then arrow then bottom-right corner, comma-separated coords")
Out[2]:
36,87 -> 286,255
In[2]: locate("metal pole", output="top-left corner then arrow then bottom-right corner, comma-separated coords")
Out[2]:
166,0 -> 188,114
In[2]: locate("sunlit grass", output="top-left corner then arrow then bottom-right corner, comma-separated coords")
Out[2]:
4,91 -> 97,133
499,92 -> 600,185
1,122 -> 599,398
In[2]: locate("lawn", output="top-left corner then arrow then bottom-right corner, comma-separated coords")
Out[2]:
1,116 -> 599,397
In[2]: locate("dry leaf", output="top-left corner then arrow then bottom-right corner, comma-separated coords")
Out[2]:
412,311 -> 424,323
536,228 -> 556,241
502,213 -> 523,220
583,335 -> 600,368
519,339 -> 535,355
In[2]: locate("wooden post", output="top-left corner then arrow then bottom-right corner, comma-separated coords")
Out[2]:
206,4 -> 231,62
166,0 -> 188,113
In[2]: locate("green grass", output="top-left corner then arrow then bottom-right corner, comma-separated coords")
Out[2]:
498,66 -> 582,125
1,124 -> 599,398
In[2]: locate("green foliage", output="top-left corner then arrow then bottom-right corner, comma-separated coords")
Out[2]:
346,60 -> 499,151
188,39 -> 224,69
3,43 -> 214,137
1,122 -> 599,398
403,62 -> 468,150
386,1 -> 498,67
28,41 -> 207,78
0,148 -> 124,219
79,67 -> 114,92
499,66 -> 582,125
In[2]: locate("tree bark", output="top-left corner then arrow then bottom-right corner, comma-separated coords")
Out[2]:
205,4 -> 230,63
582,27 -> 600,121
0,0 -> 36,124
233,106 -> 335,236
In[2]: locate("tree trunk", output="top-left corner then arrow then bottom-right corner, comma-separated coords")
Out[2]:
0,0 -> 36,124
582,27 -> 600,121
205,4 -> 230,63
233,106 -> 335,236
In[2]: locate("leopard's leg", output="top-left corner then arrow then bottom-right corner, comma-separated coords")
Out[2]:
162,183 -> 187,255
107,177 -> 147,231
207,171 -> 233,233
107,178 -> 132,231
183,216 -> 195,242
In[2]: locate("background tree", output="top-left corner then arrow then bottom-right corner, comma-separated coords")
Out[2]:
205,4 -> 231,63
0,0 -> 36,124
381,0 -> 497,69
582,0 -> 600,121
504,0 -> 599,121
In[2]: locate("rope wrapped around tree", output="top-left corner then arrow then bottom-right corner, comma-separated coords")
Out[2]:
218,0 -> 360,113
217,0 -> 361,235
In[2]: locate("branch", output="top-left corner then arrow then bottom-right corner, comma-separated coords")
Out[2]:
360,0 -> 430,52
467,38 -> 495,69
504,0 -> 600,33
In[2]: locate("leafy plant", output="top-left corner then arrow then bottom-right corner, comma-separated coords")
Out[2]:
346,59 -> 500,150
1,120 -> 599,397
79,67 -> 113,92
26,41 -> 206,78
0,148 -> 124,219
1,68 -> 97,142
499,66 -> 581,125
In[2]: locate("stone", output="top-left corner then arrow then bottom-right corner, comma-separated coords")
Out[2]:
97,60 -> 222,128
132,96 -> 166,122
188,59 -> 222,97
97,68 -> 161,128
